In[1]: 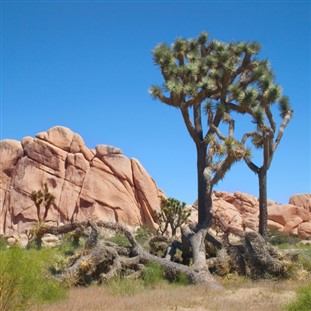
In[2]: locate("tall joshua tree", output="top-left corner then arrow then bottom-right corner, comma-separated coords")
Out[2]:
150,33 -> 265,229
231,67 -> 293,239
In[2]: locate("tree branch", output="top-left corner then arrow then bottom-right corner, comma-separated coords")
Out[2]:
194,103 -> 203,140
180,106 -> 201,145
273,109 -> 293,153
264,106 -> 276,133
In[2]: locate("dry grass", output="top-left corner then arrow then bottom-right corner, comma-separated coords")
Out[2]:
32,277 -> 303,311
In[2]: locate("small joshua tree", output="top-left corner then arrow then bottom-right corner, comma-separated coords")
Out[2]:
157,197 -> 191,237
29,183 -> 55,222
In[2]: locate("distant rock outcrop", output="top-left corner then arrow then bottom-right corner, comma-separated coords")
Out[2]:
0,126 -> 164,238
210,191 -> 311,239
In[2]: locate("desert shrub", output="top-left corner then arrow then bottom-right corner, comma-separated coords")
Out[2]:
0,246 -> 66,311
141,262 -> 166,287
268,229 -> 301,246
286,282 -> 311,311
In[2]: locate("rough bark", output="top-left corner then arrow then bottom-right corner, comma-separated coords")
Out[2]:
258,168 -> 268,239
196,144 -> 212,227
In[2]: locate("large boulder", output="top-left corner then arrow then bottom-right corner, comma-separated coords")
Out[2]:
0,126 -> 164,238
297,222 -> 311,240
289,194 -> 311,212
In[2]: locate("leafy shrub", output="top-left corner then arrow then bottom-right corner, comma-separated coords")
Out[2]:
0,246 -> 67,311
286,282 -> 311,311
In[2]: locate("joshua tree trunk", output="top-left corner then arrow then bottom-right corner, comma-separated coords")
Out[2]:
258,168 -> 268,239
196,144 -> 212,227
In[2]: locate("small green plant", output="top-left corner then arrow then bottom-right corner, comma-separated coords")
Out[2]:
141,262 -> 166,287
156,197 -> 191,237
107,276 -> 145,296
0,246 -> 66,311
135,226 -> 154,247
107,231 -> 130,247
286,282 -> 311,311
56,232 -> 84,256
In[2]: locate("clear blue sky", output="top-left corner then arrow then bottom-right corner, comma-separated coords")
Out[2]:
1,1 -> 310,204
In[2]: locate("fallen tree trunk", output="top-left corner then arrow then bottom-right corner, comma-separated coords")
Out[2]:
29,220 -> 223,289
27,219 -> 296,289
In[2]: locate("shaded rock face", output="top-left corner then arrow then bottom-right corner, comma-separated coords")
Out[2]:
211,191 -> 311,239
0,126 -> 164,237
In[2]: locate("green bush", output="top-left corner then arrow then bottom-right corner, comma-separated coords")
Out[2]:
141,262 -> 166,287
0,246 -> 67,311
286,282 -> 311,311
268,229 -> 301,246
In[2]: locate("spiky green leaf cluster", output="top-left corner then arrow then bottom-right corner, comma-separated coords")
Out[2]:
149,85 -> 162,99
251,133 -> 264,148
241,88 -> 259,108
278,96 -> 292,118
263,84 -> 282,103
152,43 -> 174,67
252,106 -> 264,125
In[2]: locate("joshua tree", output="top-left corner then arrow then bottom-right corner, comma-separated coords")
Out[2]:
156,197 -> 191,237
149,32 -> 276,270
238,82 -> 293,239
29,183 -> 55,222
150,32 -> 292,241
149,33 -> 266,226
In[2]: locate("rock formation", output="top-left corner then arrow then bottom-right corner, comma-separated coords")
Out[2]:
211,192 -> 311,239
0,126 -> 164,238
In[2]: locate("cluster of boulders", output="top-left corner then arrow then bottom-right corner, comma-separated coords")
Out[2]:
210,191 -> 311,239
1,126 -> 310,241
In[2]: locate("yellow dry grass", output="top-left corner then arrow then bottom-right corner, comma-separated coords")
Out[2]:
32,278 -> 302,311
